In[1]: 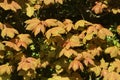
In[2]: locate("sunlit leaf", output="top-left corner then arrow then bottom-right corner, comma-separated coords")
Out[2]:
90,66 -> 101,76
0,23 -> 4,30
3,41 -> 20,51
1,24 -> 19,38
69,59 -> 84,71
55,0 -> 64,4
100,58 -> 108,69
26,4 -> 35,17
45,27 -> 65,39
0,0 -> 21,12
103,72 -> 120,80
74,20 -> 92,29
25,18 -> 46,36
83,32 -> 95,44
105,46 -> 119,58
117,25 -> 120,35
97,28 -> 113,40
17,56 -> 41,71
92,2 -> 107,14
45,19 -> 64,27
44,0 -> 54,5
108,59 -> 120,73
0,63 -> 12,75
63,19 -> 74,32
59,48 -> 77,58
17,34 -> 33,46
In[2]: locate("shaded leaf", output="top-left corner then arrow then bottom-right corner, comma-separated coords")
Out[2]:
0,42 -> 5,51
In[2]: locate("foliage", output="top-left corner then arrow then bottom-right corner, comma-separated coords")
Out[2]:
0,0 -> 120,80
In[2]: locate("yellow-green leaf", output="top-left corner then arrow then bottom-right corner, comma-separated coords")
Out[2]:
26,4 -> 34,17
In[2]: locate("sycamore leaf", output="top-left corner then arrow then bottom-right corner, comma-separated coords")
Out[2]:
63,19 -> 74,32
26,4 -> 35,17
86,24 -> 103,34
89,47 -> 102,56
44,0 -> 54,5
97,28 -> 113,40
92,2 -> 107,14
1,27 -> 19,38
90,66 -> 101,76
74,20 -> 92,30
59,48 -> 77,58
55,0 -> 63,4
69,59 -> 84,71
82,51 -> 95,66
84,57 -> 95,66
17,56 -> 41,71
16,39 -> 28,49
108,59 -> 120,73
45,27 -> 65,39
100,58 -> 108,69
83,32 -> 95,44
2,41 -> 20,51
45,19 -> 64,27
25,18 -> 46,36
0,63 -> 12,75
0,0 -> 21,12
63,35 -> 81,49
105,46 -> 119,58
17,34 -> 33,46
103,72 -> 120,80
